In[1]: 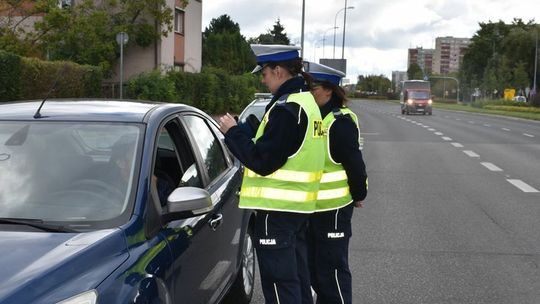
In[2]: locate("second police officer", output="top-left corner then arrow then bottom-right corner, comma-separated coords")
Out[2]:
305,61 -> 368,304
219,45 -> 325,304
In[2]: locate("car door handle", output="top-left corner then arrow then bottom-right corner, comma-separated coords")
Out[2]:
209,213 -> 223,231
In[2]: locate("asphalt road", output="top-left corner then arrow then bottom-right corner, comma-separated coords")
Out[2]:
250,99 -> 540,304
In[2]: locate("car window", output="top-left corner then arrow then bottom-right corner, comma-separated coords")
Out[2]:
183,115 -> 228,182
0,122 -> 142,227
155,120 -> 203,195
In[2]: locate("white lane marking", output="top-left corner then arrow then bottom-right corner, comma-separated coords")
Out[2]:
481,162 -> 503,172
434,132 -> 444,135
463,150 -> 480,157
484,124 -> 491,127
506,179 -> 539,193
523,133 -> 535,138
428,128 -> 436,131
502,128 -> 511,131
468,121 -> 475,124
442,137 -> 453,141
423,125 -> 430,128
451,143 -> 464,148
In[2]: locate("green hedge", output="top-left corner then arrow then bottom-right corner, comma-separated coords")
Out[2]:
0,51 -> 103,102
483,105 -> 540,113
126,70 -> 176,102
128,67 -> 264,114
20,57 -> 103,99
0,51 -> 22,102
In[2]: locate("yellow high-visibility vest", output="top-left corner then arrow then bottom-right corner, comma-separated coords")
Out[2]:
316,107 -> 364,211
239,92 -> 325,213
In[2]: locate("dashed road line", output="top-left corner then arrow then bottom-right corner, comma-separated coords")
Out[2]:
506,179 -> 539,193
442,137 -> 453,141
502,128 -> 511,131
523,133 -> 535,138
434,132 -> 443,135
468,121 -> 475,124
428,128 -> 436,131
483,124 -> 491,127
463,150 -> 480,157
481,162 -> 503,172
451,142 -> 464,148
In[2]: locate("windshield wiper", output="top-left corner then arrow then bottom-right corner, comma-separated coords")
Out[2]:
0,218 -> 76,233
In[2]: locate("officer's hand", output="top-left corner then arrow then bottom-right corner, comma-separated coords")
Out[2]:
354,201 -> 364,208
219,113 -> 237,134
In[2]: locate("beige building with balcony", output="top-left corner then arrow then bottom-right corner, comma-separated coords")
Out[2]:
432,36 -> 470,75
110,0 -> 202,83
407,47 -> 434,75
1,0 -> 202,84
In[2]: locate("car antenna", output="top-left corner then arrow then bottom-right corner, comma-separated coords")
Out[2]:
34,59 -> 71,119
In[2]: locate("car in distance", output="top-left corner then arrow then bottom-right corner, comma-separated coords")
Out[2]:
512,96 -> 527,102
400,80 -> 433,115
0,100 -> 255,304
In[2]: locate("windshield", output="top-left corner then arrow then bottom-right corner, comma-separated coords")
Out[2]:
0,122 -> 142,229
408,91 -> 430,99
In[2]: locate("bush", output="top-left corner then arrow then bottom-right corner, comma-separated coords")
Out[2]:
0,51 -> 22,102
20,58 -> 103,100
167,68 -> 260,114
126,70 -> 177,102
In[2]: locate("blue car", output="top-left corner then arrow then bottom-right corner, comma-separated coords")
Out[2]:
0,100 -> 255,304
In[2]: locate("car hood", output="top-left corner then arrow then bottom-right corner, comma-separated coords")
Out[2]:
0,229 -> 129,303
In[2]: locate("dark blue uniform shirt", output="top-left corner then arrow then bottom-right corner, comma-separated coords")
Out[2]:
320,97 -> 368,201
225,76 -> 308,176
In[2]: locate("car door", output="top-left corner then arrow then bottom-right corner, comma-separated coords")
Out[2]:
179,113 -> 245,303
156,113 -> 242,303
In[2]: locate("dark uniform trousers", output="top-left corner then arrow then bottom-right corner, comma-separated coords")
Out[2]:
254,210 -> 313,304
308,203 -> 354,304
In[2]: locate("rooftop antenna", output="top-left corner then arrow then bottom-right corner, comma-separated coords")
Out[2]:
33,60 -> 70,119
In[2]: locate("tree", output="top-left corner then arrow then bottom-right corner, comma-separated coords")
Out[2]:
357,75 -> 391,94
202,14 -> 255,74
512,62 -> 530,91
203,14 -> 240,38
407,63 -> 424,80
461,19 -> 539,100
249,19 -> 290,45
0,0 -> 53,57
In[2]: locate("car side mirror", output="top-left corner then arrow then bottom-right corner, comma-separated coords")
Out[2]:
162,187 -> 213,223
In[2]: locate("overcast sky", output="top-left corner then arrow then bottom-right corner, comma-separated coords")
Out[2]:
202,0 -> 540,82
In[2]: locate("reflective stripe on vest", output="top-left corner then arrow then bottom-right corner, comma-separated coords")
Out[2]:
315,107 -> 359,212
245,169 -> 321,183
239,92 -> 325,213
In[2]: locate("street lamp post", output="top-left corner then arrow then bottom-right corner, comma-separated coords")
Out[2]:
301,0 -> 305,58
323,26 -> 338,59
333,5 -> 354,59
341,0 -> 350,60
116,32 -> 129,99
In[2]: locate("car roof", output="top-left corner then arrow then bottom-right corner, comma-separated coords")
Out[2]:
0,99 -> 194,122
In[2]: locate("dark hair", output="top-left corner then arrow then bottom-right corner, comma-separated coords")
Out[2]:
265,58 -> 314,90
315,81 -> 348,106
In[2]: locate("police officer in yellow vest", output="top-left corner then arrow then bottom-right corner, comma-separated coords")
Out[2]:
219,45 -> 325,304
305,61 -> 368,304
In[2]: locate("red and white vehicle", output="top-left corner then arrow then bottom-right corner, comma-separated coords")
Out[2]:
400,80 -> 433,115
